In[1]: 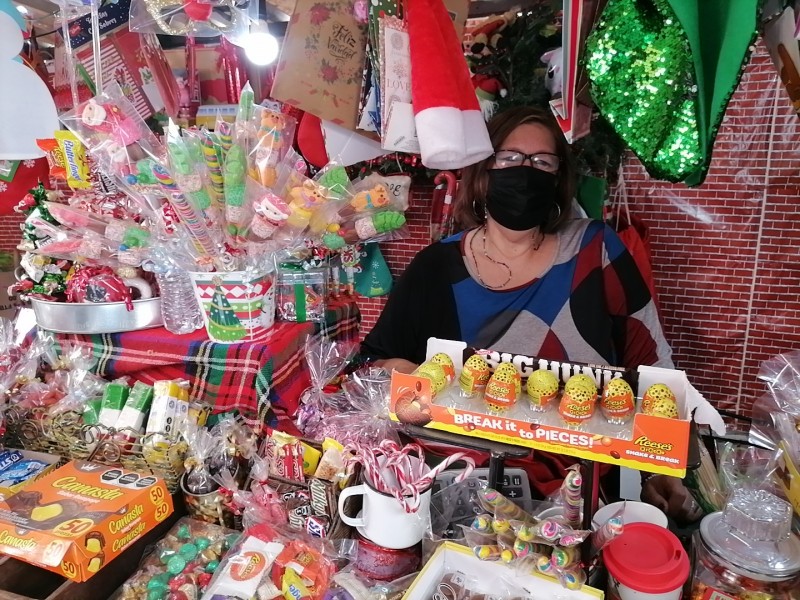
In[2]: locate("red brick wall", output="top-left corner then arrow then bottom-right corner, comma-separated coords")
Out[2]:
357,185 -> 436,330
621,42 -> 794,415
359,42 -> 795,416
0,215 -> 23,253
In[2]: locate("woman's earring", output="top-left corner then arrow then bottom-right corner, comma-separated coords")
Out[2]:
473,198 -> 485,222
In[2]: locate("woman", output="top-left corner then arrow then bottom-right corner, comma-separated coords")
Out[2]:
362,106 -> 700,523
363,106 -> 671,370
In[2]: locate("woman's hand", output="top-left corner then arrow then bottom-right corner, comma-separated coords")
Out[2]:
641,475 -> 704,525
374,358 -> 419,374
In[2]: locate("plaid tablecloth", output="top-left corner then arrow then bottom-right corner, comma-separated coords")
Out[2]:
47,298 -> 360,424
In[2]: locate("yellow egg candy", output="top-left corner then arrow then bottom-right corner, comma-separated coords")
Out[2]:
484,363 -> 521,412
413,362 -> 448,394
642,383 -> 676,415
429,352 -> 456,383
565,374 -> 597,394
460,354 -> 491,396
600,378 -> 635,424
526,369 -> 559,410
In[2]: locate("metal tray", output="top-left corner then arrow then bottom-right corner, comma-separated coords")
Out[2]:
30,297 -> 163,334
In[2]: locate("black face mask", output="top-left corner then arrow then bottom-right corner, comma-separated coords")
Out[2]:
485,166 -> 558,231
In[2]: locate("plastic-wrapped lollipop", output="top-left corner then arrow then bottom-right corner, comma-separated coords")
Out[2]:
589,513 -> 623,559
558,566 -> 587,590
560,465 -> 583,528
513,538 -> 547,560
201,131 -> 225,202
166,121 -> 212,215
151,163 -> 233,271
550,546 -> 580,569
478,487 -> 528,521
473,545 -> 502,561
470,513 -> 493,534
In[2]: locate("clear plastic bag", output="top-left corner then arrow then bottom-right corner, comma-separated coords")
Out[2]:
296,334 -> 359,434
750,350 -> 800,468
59,82 -> 165,187
128,0 -> 254,39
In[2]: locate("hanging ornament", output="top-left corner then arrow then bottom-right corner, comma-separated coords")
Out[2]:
585,0 -> 759,185
139,0 -> 245,37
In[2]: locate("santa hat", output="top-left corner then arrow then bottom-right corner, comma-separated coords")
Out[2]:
407,0 -> 493,170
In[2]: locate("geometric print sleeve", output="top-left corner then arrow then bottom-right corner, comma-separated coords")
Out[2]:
601,224 -> 674,369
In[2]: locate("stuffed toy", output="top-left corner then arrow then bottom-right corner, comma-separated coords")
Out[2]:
541,47 -> 563,98
467,11 -> 516,61
472,71 -> 507,120
465,11 -> 515,121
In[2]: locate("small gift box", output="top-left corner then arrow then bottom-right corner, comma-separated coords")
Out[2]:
276,265 -> 328,323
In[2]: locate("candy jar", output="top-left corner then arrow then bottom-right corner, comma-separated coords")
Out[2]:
690,488 -> 800,599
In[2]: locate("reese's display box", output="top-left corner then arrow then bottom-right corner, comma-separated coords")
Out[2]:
390,345 -> 697,478
0,460 -> 174,582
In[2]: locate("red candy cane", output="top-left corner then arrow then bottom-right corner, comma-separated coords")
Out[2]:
346,441 -> 475,513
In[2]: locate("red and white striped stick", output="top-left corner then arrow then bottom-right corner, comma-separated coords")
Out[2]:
345,440 -> 475,513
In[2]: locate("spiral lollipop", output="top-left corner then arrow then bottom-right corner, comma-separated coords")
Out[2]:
551,546 -> 580,569
590,515 -> 623,556
202,133 -> 225,199
151,163 -> 219,263
561,466 -> 583,528
217,121 -> 233,160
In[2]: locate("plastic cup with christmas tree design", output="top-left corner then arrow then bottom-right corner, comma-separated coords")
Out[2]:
189,270 -> 276,343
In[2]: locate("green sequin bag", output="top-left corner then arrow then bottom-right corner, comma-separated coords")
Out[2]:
585,0 -> 760,185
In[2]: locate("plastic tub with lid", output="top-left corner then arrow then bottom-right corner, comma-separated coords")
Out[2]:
604,522 -> 690,600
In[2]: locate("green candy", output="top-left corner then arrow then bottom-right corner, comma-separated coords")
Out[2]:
195,537 -> 211,551
176,524 -> 191,540
322,232 -> 345,251
148,589 -> 166,600
159,549 -> 177,565
147,578 -> 166,591
205,560 -> 220,573
166,555 -> 187,575
180,543 -> 198,560
224,533 -> 241,549
317,166 -> 350,199
373,211 -> 406,234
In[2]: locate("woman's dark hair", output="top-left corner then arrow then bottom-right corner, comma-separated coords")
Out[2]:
454,106 -> 575,233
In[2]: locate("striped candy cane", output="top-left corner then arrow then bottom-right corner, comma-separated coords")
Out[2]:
345,441 -> 474,513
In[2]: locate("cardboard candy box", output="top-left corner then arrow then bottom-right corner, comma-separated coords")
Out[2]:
0,460 -> 174,582
390,345 -> 698,478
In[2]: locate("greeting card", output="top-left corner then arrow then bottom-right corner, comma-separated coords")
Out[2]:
272,0 -> 369,131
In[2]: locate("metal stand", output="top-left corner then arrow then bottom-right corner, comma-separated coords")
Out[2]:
402,424 -> 530,492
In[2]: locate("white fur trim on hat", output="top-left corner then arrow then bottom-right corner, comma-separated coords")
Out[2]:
415,107 -> 492,170
407,0 -> 492,169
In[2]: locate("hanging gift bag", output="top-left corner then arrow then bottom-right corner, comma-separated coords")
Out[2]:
354,242 -> 393,297
609,166 -> 660,311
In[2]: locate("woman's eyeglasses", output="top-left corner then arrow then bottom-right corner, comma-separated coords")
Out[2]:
492,150 -> 560,173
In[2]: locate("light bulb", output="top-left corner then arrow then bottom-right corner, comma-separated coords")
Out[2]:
244,28 -> 279,66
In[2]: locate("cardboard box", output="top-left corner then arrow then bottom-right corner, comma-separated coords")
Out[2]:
390,347 -> 692,478
0,449 -> 61,501
0,461 -> 174,582
403,542 -> 603,600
